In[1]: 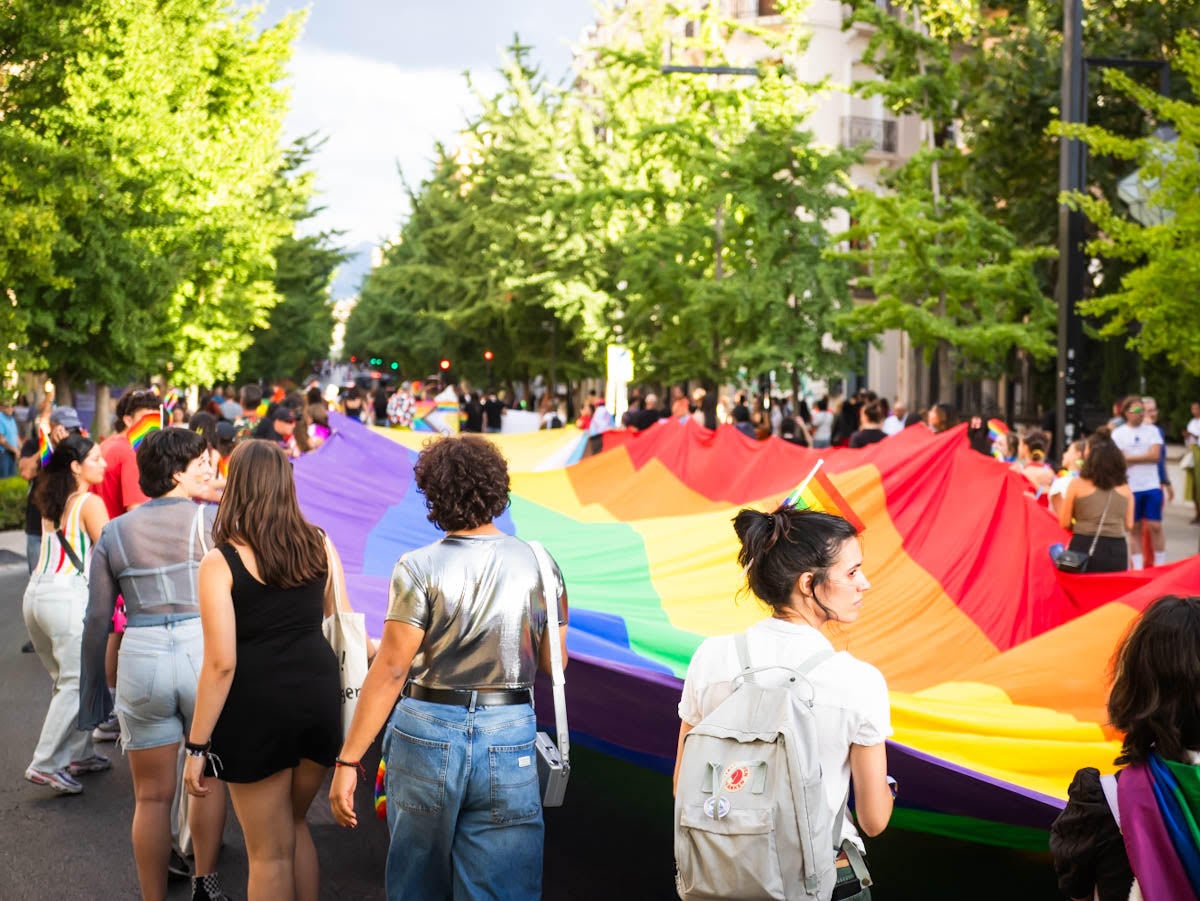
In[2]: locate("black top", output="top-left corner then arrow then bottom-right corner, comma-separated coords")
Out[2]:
209,544 -> 341,783
483,398 -> 504,430
21,437 -> 41,536
460,393 -> 484,432
628,407 -> 666,431
849,428 -> 886,448
1049,767 -> 1134,901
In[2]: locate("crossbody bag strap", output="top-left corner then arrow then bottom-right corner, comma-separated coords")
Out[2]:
1086,491 -> 1114,560
193,504 -> 208,557
56,493 -> 90,575
528,540 -> 569,768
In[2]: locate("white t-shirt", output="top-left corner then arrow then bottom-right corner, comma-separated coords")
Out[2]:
1111,423 -> 1162,493
881,414 -> 904,436
811,410 -> 835,443
678,618 -> 892,851
1186,417 -> 1200,447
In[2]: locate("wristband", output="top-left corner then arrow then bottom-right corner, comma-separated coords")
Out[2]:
184,739 -> 211,756
335,757 -> 367,779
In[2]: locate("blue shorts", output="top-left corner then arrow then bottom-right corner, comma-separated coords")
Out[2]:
115,618 -> 203,751
1133,488 -> 1164,523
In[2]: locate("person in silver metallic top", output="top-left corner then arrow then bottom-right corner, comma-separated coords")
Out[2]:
387,532 -> 566,690
330,435 -> 568,900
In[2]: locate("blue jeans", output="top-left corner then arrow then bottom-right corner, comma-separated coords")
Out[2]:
384,697 -> 543,900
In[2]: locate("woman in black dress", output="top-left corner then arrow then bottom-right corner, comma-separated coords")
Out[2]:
183,440 -> 346,901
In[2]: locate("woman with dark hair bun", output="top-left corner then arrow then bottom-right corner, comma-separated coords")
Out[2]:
328,434 -> 569,900
675,505 -> 894,873
1052,595 -> 1200,899
1058,434 -> 1133,573
24,434 -> 110,794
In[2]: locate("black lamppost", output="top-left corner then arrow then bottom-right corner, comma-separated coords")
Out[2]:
1055,0 -> 1169,455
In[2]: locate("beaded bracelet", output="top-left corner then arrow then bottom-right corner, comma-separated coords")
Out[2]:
335,757 -> 368,779
184,740 -> 211,757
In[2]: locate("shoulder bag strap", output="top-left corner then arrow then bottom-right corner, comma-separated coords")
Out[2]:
322,532 -> 343,618
193,504 -> 208,557
1086,491 -> 1114,560
528,540 -> 569,768
734,631 -> 755,684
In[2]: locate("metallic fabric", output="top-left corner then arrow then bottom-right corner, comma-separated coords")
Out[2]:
387,534 -> 567,690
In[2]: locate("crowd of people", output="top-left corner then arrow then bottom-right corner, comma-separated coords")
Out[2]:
12,372 -> 1200,900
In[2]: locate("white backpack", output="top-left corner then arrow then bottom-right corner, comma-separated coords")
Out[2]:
674,632 -> 845,900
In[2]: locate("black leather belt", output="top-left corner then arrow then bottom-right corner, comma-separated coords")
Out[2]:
405,683 -> 532,707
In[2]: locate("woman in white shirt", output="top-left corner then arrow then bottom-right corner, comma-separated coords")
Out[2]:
674,506 -> 894,860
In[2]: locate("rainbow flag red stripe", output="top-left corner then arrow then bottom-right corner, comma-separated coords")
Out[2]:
163,389 -> 179,413
127,410 -> 162,451
37,426 -> 52,467
784,463 -> 867,532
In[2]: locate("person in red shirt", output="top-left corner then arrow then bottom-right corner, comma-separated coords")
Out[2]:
96,390 -> 161,519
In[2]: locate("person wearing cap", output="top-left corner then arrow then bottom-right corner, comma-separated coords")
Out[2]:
251,405 -> 300,457
0,398 -> 19,478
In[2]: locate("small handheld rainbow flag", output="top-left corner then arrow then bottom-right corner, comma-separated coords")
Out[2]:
987,418 -> 1009,444
163,389 -> 179,413
256,400 -> 270,418
37,426 -> 52,467
127,409 -> 163,451
783,459 -> 867,532
374,759 -> 387,819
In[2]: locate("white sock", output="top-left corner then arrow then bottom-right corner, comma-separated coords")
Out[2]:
1154,551 -> 1168,567
1131,553 -> 1144,571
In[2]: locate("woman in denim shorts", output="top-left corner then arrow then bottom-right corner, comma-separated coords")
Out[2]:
81,429 -> 229,901
329,435 -> 570,900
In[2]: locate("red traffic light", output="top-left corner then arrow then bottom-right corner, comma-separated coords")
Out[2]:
439,359 -> 451,371
483,350 -> 494,362
350,355 -> 357,363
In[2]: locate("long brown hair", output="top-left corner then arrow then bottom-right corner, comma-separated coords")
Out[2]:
212,439 -> 326,588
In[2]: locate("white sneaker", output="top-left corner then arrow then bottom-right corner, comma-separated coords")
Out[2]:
24,766 -> 83,795
92,715 -> 120,743
67,754 -> 111,776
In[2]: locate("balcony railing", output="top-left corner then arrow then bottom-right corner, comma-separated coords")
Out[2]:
840,116 -> 898,154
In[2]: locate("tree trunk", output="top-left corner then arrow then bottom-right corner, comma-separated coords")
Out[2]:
93,383 -> 112,439
54,370 -> 74,407
936,341 -> 954,407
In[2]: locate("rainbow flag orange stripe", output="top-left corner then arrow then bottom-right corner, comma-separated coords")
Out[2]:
163,389 -> 179,413
127,410 -> 162,451
784,463 -> 867,532
37,426 -> 52,467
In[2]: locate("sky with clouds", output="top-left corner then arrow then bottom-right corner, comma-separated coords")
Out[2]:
254,1 -> 597,251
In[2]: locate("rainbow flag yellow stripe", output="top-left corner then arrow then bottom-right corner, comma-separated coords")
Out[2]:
784,463 -> 867,532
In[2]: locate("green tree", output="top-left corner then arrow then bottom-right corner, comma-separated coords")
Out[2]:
239,140 -> 348,384
0,0 -> 302,396
838,0 -> 1057,403
1054,36 -> 1200,375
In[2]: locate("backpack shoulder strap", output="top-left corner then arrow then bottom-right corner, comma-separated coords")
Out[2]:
1101,773 -> 1121,832
734,631 -> 754,684
797,648 -> 834,676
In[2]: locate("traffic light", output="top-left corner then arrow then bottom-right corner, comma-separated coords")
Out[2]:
439,359 -> 451,371
483,350 -> 494,362
350,355 -> 357,363
390,362 -> 399,371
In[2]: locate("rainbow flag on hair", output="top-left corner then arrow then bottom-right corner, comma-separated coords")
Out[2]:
127,409 -> 162,451
783,461 -> 867,532
163,389 -> 179,413
37,426 -> 52,467
988,418 -> 1009,443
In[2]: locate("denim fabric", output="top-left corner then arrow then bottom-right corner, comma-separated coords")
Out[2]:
23,572 -> 95,772
115,618 -> 204,750
384,697 -> 543,900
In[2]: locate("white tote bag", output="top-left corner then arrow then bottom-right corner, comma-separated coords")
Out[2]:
321,536 -> 369,736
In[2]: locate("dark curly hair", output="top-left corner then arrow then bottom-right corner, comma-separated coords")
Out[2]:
413,435 -> 511,531
1079,433 -> 1127,491
33,434 -> 96,524
137,428 -> 207,498
1109,595 -> 1200,766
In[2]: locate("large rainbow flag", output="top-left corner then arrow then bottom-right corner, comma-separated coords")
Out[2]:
294,414 -> 1199,849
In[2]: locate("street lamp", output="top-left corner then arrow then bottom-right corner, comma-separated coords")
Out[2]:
1056,0 -> 1170,454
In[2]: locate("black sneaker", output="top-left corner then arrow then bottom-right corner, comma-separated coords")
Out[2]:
192,873 -> 230,901
168,849 -> 191,880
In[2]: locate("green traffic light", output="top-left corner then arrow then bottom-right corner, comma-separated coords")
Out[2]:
390,362 -> 399,370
